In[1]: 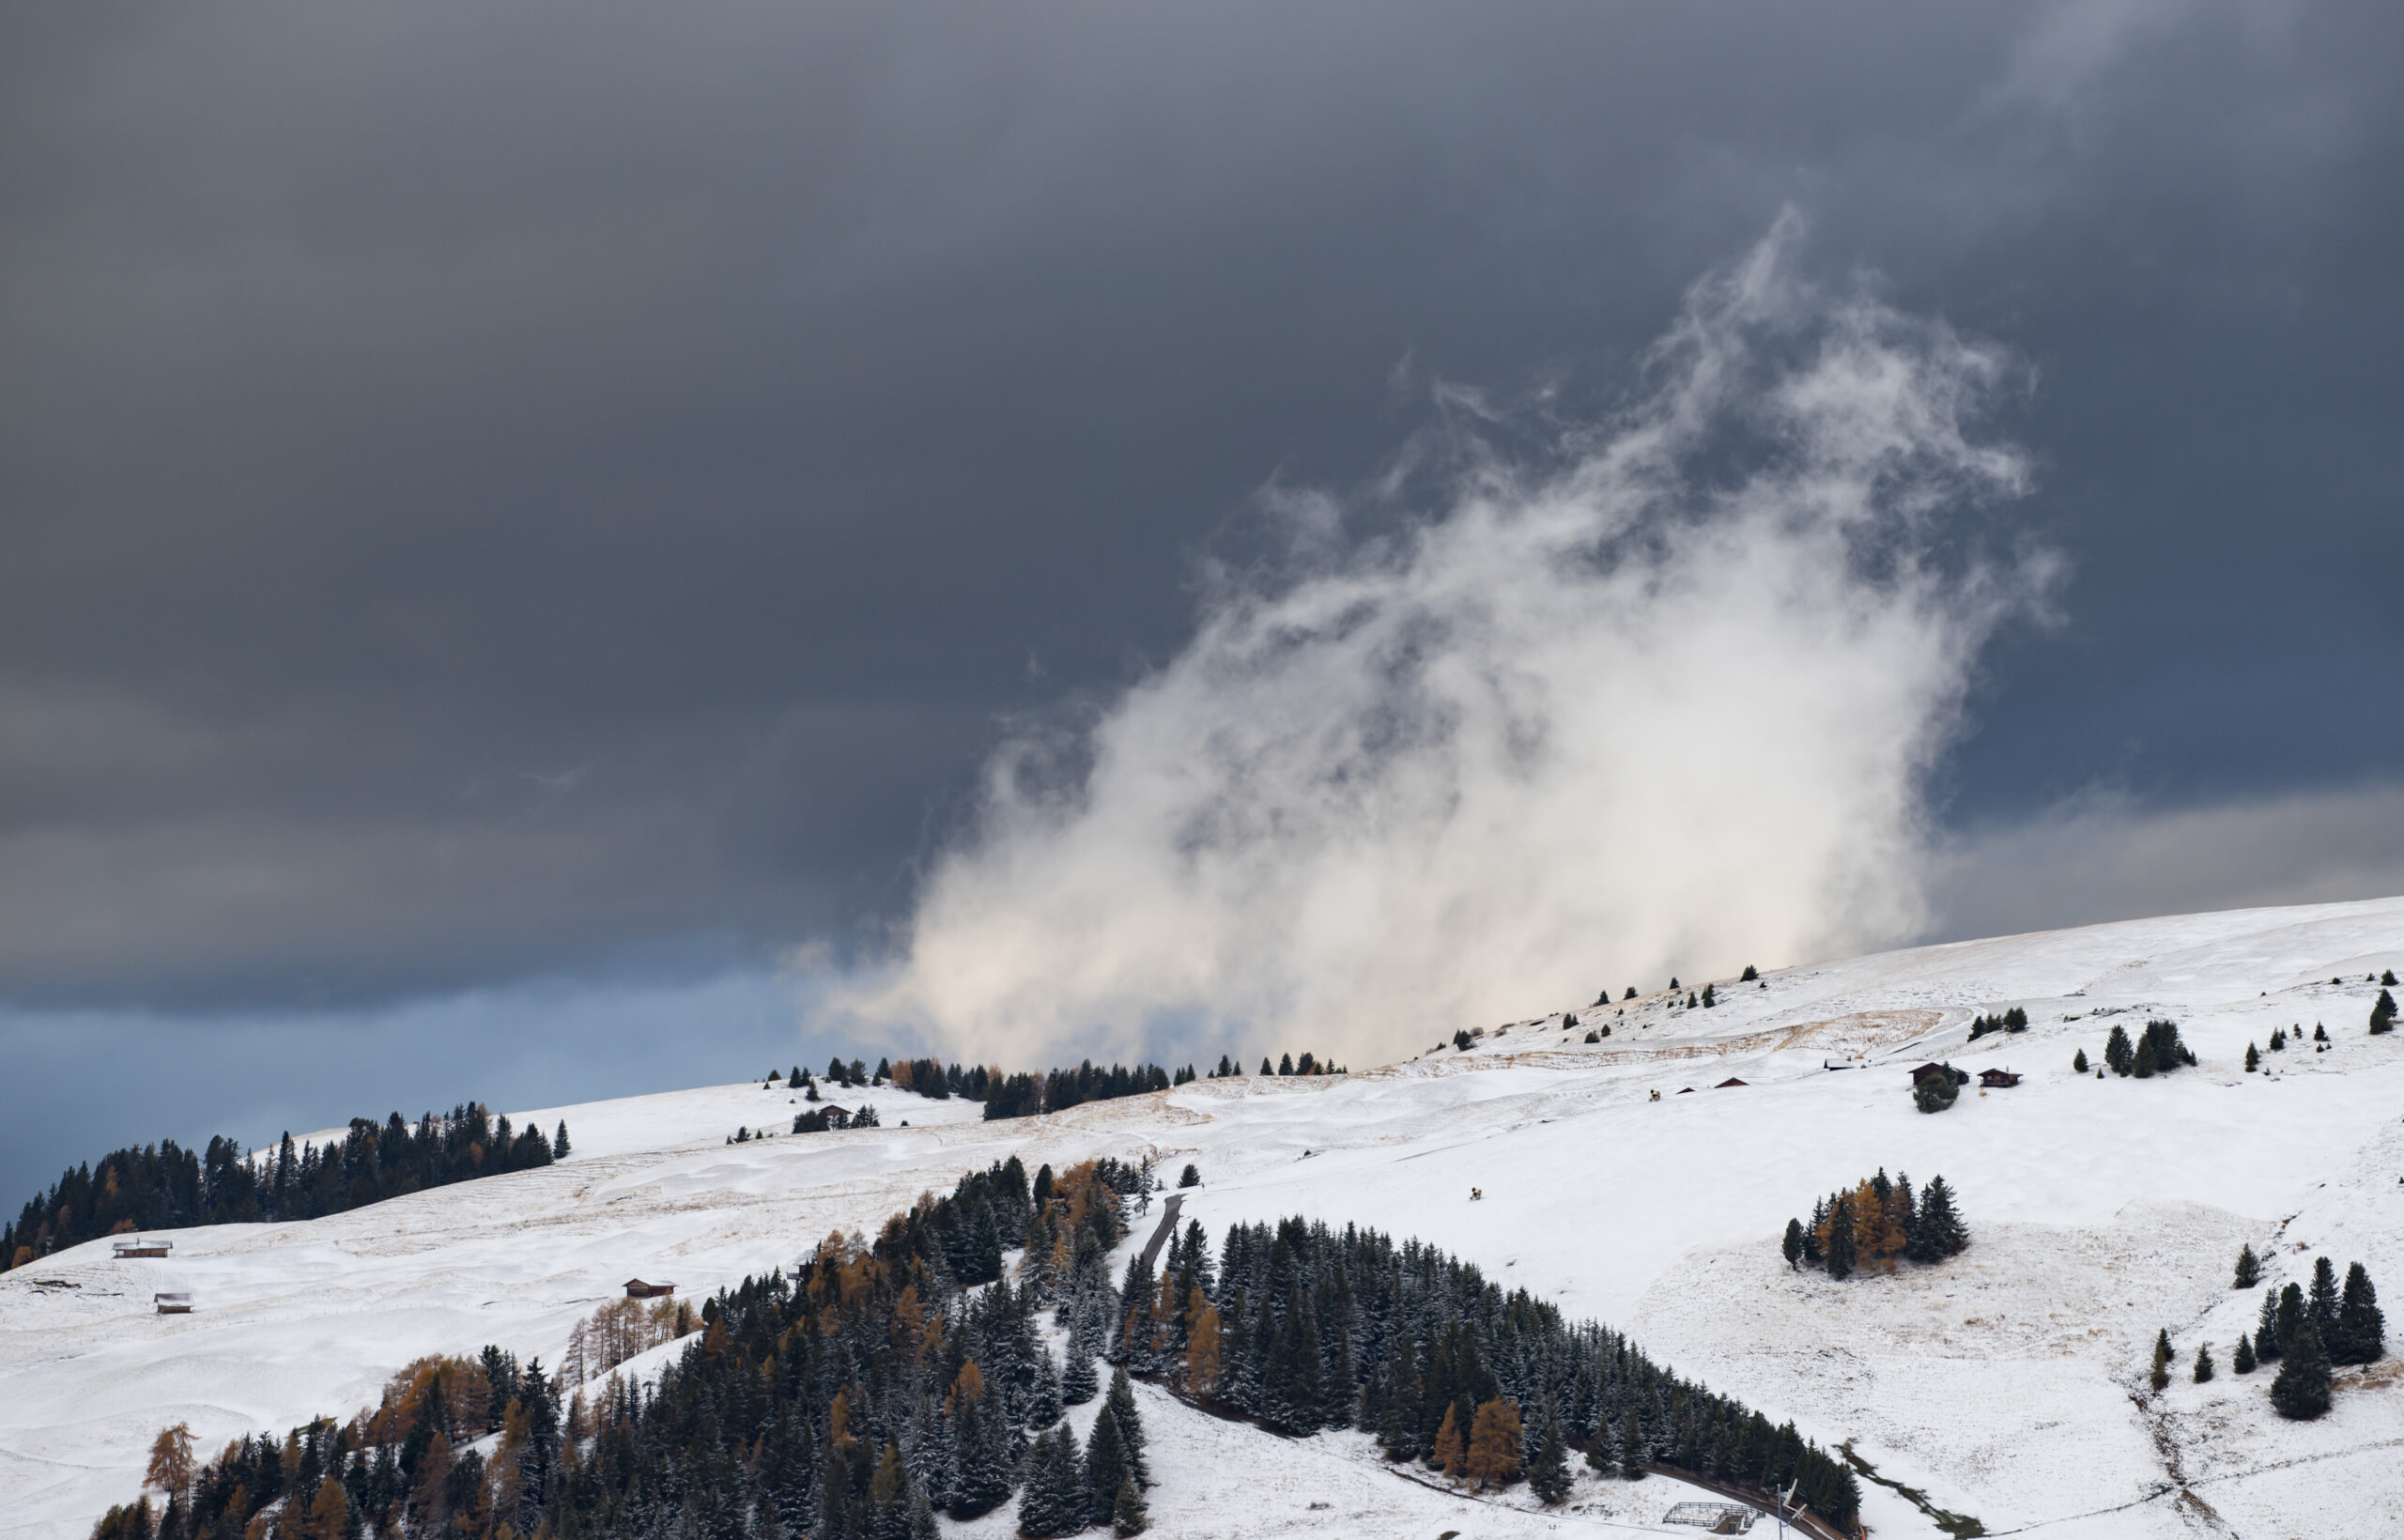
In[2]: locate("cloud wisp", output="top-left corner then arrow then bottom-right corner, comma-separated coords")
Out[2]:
855,220 -> 2050,1069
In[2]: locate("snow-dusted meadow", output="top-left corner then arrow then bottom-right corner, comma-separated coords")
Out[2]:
8,897 -> 2404,1538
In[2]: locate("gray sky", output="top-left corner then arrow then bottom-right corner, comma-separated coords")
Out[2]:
5,1 -> 2401,1200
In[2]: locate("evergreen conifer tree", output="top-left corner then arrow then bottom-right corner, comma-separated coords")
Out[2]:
1111,1475 -> 1148,1537
2073,1048 -> 2088,1073
2270,1320 -> 2333,1419
552,1122 -> 571,1160
1028,1348 -> 1063,1429
2233,1243 -> 2259,1289
1062,1327 -> 1100,1405
1082,1408 -> 1133,1525
1106,1369 -> 1149,1486
2256,1287 -> 2283,1363
1908,1177 -> 1968,1261
1618,1414 -> 1646,1481
2132,1039 -> 2157,1078
2275,1282 -> 2306,1357
2338,1261 -> 2384,1364
1014,1426 -> 1084,1539
1824,1196 -> 1857,1281
2232,1333 -> 2256,1374
908,1484 -> 941,1540
2150,1329 -> 2173,1392
1781,1219 -> 1804,1270
1527,1419 -> 1571,1505
2105,1024 -> 2134,1075
2193,1343 -> 2213,1383
2244,1043 -> 2259,1071
2309,1255 -> 2340,1339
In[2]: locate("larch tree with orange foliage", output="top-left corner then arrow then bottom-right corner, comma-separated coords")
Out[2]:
1465,1397 -> 1525,1488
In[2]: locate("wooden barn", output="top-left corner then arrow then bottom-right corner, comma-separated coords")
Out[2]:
1715,1077 -> 1748,1088
153,1292 -> 193,1315
1979,1068 -> 2023,1088
1909,1063 -> 1969,1086
113,1239 -> 171,1259
624,1278 -> 677,1299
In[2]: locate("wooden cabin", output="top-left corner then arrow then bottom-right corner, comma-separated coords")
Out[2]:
1715,1077 -> 1748,1088
153,1292 -> 193,1315
1909,1063 -> 1969,1086
113,1239 -> 171,1259
1979,1068 -> 2022,1088
624,1278 -> 676,1300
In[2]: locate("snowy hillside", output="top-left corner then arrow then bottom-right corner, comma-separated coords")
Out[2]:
9,897 -> 2404,1538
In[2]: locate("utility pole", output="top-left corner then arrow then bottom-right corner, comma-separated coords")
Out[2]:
1776,1477 -> 1798,1539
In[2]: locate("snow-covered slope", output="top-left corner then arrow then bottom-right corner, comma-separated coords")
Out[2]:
8,897 -> 2404,1538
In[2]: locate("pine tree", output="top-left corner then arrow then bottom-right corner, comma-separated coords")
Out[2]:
2275,1282 -> 2306,1357
2232,1333 -> 2256,1374
1908,1177 -> 1968,1261
2244,1043 -> 2259,1071
1111,1475 -> 1148,1536
1083,1408 -> 1133,1526
1824,1196 -> 1857,1281
1028,1348 -> 1063,1428
2372,988 -> 2396,1034
2105,1024 -> 2134,1075
2132,1038 -> 2157,1078
2270,1320 -> 2333,1419
1062,1327 -> 1100,1405
908,1483 -> 941,1540
2073,1049 -> 2088,1073
1618,1413 -> 1646,1481
2150,1329 -> 2173,1392
1106,1369 -> 1149,1486
1781,1219 -> 1804,1271
1527,1419 -> 1572,1505
1014,1426 -> 1084,1539
552,1122 -> 571,1160
2255,1287 -> 2283,1363
2233,1243 -> 2259,1289
2309,1256 -> 2340,1348
2338,1261 -> 2385,1364
2193,1343 -> 2213,1383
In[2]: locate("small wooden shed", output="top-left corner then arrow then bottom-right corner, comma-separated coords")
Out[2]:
624,1278 -> 677,1299
1979,1068 -> 2022,1088
113,1239 -> 171,1259
1715,1077 -> 1748,1088
1909,1062 -> 1969,1086
154,1292 -> 193,1315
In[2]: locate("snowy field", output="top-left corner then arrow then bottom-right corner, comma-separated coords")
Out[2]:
9,896 -> 2404,1538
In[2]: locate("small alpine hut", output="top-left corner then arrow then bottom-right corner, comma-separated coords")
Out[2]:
153,1291 -> 193,1315
1714,1077 -> 1748,1088
1909,1062 -> 1969,1087
624,1278 -> 677,1300
1979,1068 -> 2023,1088
113,1238 -> 172,1259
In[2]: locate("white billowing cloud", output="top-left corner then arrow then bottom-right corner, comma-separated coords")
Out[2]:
852,218 -> 2047,1069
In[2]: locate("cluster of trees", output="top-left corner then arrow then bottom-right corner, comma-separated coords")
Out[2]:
1965,1008 -> 2029,1041
1912,1065 -> 1965,1114
984,1064 -> 1180,1121
1103,1214 -> 1860,1527
2222,1252 -> 2386,1420
98,1153 -> 1149,1540
1781,1170 -> 1967,1279
790,1105 -> 882,1135
6,1106 -> 565,1271
96,1345 -> 565,1540
2082,1018 -> 2196,1079
2371,988 -> 2396,1036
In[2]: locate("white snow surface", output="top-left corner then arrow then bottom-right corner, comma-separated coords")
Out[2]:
10,896 -> 2404,1538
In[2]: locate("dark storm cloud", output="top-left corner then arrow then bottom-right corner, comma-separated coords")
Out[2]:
1,0 -> 2399,1013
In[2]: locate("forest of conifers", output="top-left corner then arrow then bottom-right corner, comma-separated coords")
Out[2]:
92,1149 -> 1859,1540
5,1105 -> 560,1270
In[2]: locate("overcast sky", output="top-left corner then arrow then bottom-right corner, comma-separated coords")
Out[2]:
5,1 -> 2401,1199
